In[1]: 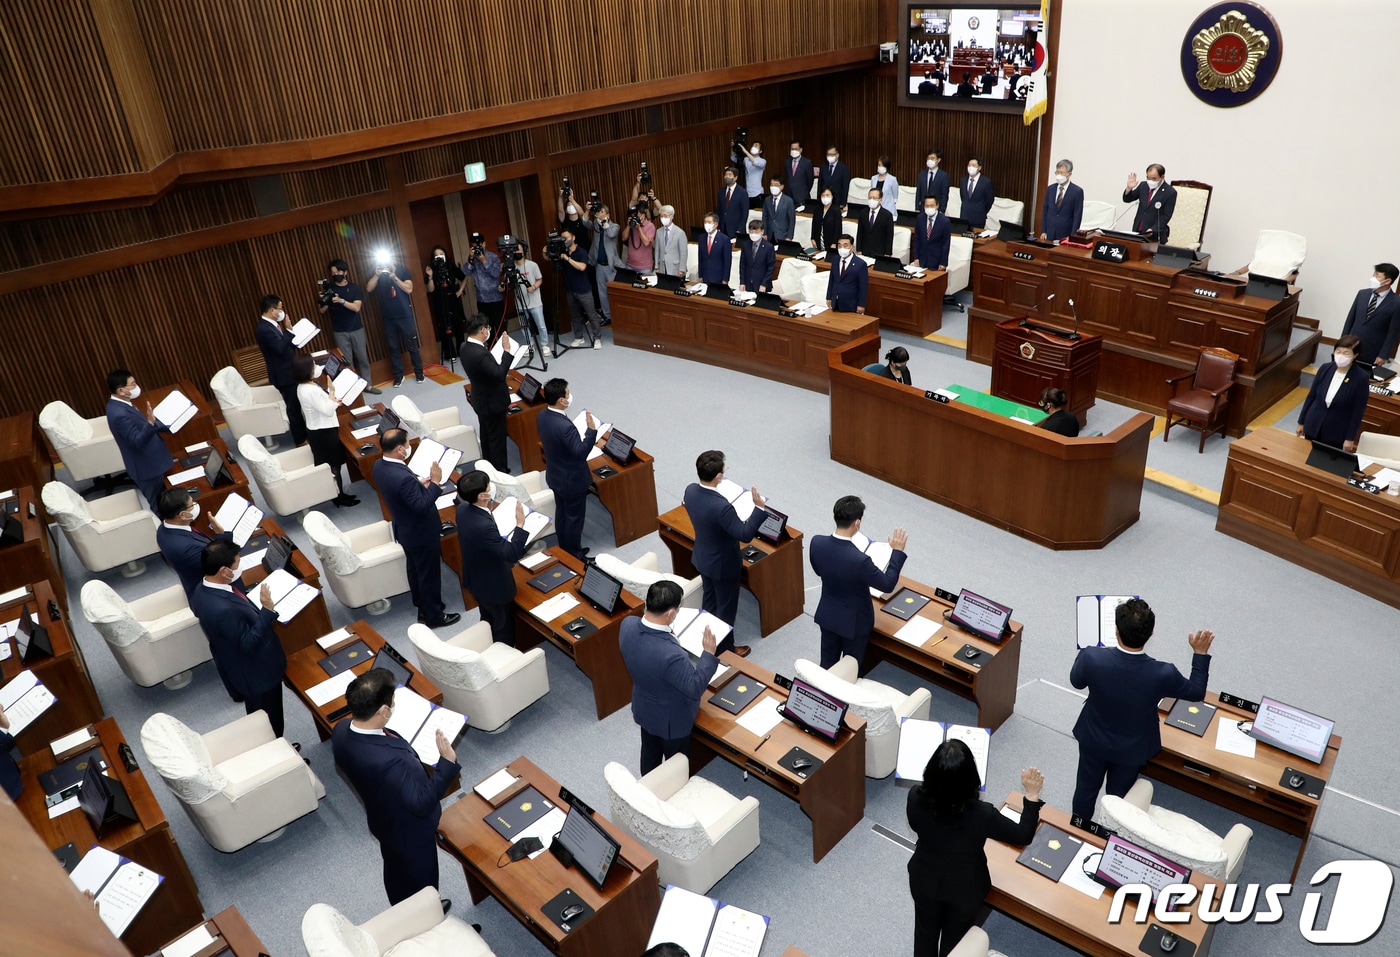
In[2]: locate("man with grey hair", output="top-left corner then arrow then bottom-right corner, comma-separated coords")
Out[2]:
1040,158 -> 1083,243
652,204 -> 688,279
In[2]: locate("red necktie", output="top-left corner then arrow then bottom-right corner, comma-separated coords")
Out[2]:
707,236 -> 714,253
726,187 -> 732,205
840,259 -> 847,276
792,160 -> 798,176
926,218 -> 933,239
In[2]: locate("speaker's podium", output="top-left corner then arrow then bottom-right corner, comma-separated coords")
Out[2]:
990,318 -> 1103,428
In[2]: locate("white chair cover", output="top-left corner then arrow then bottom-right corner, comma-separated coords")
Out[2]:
302,903 -> 379,957
390,396 -> 433,439
39,401 -> 93,447
1098,794 -> 1230,880
41,481 -> 94,531
1247,229 -> 1307,280
407,624 -> 496,692
140,713 -> 230,805
603,762 -> 710,862
211,367 -> 254,409
80,580 -> 147,648
593,553 -> 687,601
472,460 -> 534,509
237,433 -> 285,484
304,510 -> 364,575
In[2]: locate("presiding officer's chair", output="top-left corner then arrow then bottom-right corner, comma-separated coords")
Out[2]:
794,657 -> 932,778
302,887 -> 497,957
390,395 -> 482,460
1080,200 -> 1117,231
80,580 -> 210,690
593,550 -> 701,609
141,711 -> 326,852
604,755 -> 760,894
303,510 -> 409,615
406,622 -> 549,733
39,400 -> 131,495
237,433 -> 339,516
42,481 -> 158,576
1168,179 -> 1213,249
1163,347 -> 1239,452
1098,779 -> 1253,882
211,366 -> 289,449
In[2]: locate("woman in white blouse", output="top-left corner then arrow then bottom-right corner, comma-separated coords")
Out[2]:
294,355 -> 358,507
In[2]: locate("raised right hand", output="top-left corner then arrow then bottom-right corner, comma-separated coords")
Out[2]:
586,411 -> 599,431
1021,766 -> 1044,802
428,461 -> 443,485
515,500 -> 527,527
435,728 -> 457,763
701,625 -> 719,656
209,516 -> 225,535
258,583 -> 275,611
750,486 -> 764,507
889,526 -> 908,550
1126,172 -> 1138,189
1188,629 -> 1216,654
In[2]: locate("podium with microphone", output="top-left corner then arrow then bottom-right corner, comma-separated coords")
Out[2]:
990,293 -> 1103,429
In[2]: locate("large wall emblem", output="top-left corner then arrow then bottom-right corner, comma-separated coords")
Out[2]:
1180,4 -> 1282,107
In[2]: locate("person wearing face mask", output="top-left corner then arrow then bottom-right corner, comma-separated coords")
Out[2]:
423,245 -> 466,367
583,202 -> 621,326
912,196 -> 950,271
1296,335 -> 1370,453
818,145 -> 851,217
915,149 -> 950,219
190,539 -> 291,739
105,367 -> 174,510
879,347 -> 914,386
555,183 -> 592,254
1339,263 -> 1400,367
716,167 -> 749,242
734,140 -> 767,210
856,187 -> 895,259
557,229 -> 604,348
1036,387 -> 1080,437
738,219 -> 775,295
461,232 -> 504,339
871,156 -> 899,219
254,293 -> 310,444
809,188 -> 843,261
538,378 -> 609,560
697,213 -> 733,286
365,257 -> 425,387
785,141 -> 814,213
761,176 -> 795,243
319,259 -> 380,394
1040,159 -> 1083,243
512,244 -> 550,357
683,450 -> 764,659
619,201 -> 656,274
652,205 -> 688,280
293,355 -> 359,506
155,487 -> 232,596
959,157 -> 995,230
1122,164 -> 1175,242
459,314 -> 515,472
372,429 -> 460,630
454,469 -> 529,649
826,235 -> 868,315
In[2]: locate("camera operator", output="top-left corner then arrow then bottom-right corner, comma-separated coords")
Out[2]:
461,232 -> 504,333
620,200 -> 656,275
628,172 -> 662,220
555,182 -> 592,254
365,253 -> 424,387
558,229 -> 604,349
652,204 -> 687,280
583,201 -> 621,326
733,138 -> 767,211
509,244 -> 549,358
318,259 -> 381,394
424,245 -> 466,367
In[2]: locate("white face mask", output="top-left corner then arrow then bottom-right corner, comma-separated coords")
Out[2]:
967,166 -> 979,178
821,196 -> 832,206
769,185 -> 781,196
1370,277 -> 1384,290
750,146 -> 760,156
839,247 -> 853,259
826,155 -> 838,164
566,204 -> 577,216
703,222 -> 716,234
562,395 -> 572,409
659,216 -> 672,227
926,159 -> 938,169
790,150 -> 801,159
1335,355 -> 1354,369
867,199 -> 880,210
125,384 -> 142,400
225,562 -> 240,582
1146,179 -> 1161,190
312,363 -> 324,378
1054,174 -> 1067,185
277,309 -> 286,321
924,207 -> 937,216
485,483 -> 496,502
876,165 -> 887,175
750,233 -> 763,242
185,502 -> 200,521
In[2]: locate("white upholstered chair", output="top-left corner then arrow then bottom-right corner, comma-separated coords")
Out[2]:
236,433 -> 338,516
800,271 -> 830,305
946,236 -> 975,304
773,258 -> 816,300
947,927 -> 1004,957
1098,779 -> 1252,882
593,550 -> 700,609
1169,180 -> 1213,249
847,176 -> 872,208
794,657 -> 931,778
945,188 -> 962,219
1080,200 -> 1117,231
304,511 -> 408,615
686,241 -> 699,279
81,580 -> 210,690
141,711 -> 325,852
39,401 -> 127,490
1245,229 -> 1307,281
987,197 -> 1025,232
891,225 -> 912,265
897,183 -> 918,215
604,755 -> 760,894
792,213 -> 813,248
211,366 -> 288,448
302,887 -> 497,957
472,459 -> 555,520
42,482 -> 157,576
390,395 -> 481,460
1357,432 -> 1400,471
406,622 -> 549,733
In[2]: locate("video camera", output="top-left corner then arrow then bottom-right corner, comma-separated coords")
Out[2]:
498,234 -> 526,285
733,126 -> 749,152
545,229 -> 567,262
316,278 -> 336,307
469,231 -> 486,260
639,161 -> 652,188
561,176 -> 572,199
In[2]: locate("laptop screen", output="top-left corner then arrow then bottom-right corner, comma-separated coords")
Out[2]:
1093,834 -> 1192,902
948,589 -> 1012,643
602,429 -> 635,464
1248,696 -> 1334,764
782,677 -> 848,742
323,352 -> 346,380
378,406 -> 402,436
203,446 -> 227,486
518,374 -> 541,403
578,564 -> 622,615
756,507 -> 787,544
374,647 -> 412,688
556,803 -> 621,888
78,759 -> 114,836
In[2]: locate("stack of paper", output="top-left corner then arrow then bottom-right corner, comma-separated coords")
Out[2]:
731,290 -> 758,303
647,885 -> 769,957
183,441 -> 211,454
385,687 -> 468,764
903,265 -> 927,278
686,282 -> 708,294
530,592 -> 579,623
492,495 -> 552,544
895,719 -> 990,788
0,670 -> 55,735
316,627 -> 354,651
261,569 -> 320,624
161,923 -> 220,957
289,317 -> 321,347
165,466 -> 206,486
332,368 -> 368,406
306,668 -> 357,706
212,492 -> 263,546
893,616 -> 940,647
151,390 -> 197,433
409,438 -> 463,480
518,551 -> 552,570
70,846 -> 163,937
735,697 -> 783,737
671,608 -> 733,658
490,335 -> 529,370
474,768 -> 519,801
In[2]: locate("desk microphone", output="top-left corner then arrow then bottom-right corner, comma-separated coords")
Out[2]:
1068,297 -> 1080,339
1107,200 -> 1137,232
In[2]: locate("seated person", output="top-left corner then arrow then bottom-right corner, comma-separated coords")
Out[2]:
880,347 -> 912,385
1036,387 -> 1080,436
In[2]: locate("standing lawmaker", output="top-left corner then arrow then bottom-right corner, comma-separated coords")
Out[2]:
1040,159 -> 1083,242
455,470 -> 528,648
716,168 -> 748,241
826,235 -> 868,314
818,146 -> 852,216
1339,263 -> 1400,366
373,429 -> 459,630
105,368 -> 173,509
785,142 -> 814,212
1296,335 -> 1369,453
459,315 -> 515,472
538,379 -> 606,560
155,487 -> 230,596
738,220 -> 775,294
856,187 -> 895,258
682,450 -> 764,658
1122,164 -> 1176,242
914,150 -> 950,217
697,215 -> 732,285
912,196 -> 950,271
959,157 -> 995,230
810,495 -> 907,671
254,294 -> 308,444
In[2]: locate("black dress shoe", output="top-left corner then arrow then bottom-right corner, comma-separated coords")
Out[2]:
429,613 -> 462,629
364,386 -> 382,395
732,644 -> 752,658
332,493 -> 360,507
292,742 -> 302,752
393,375 -> 404,388
440,898 -> 451,915
472,923 -> 482,932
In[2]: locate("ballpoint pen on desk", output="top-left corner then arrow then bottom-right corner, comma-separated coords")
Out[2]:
754,733 -> 771,752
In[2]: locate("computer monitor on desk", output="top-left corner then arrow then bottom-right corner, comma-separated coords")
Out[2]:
1089,834 -> 1192,903
653,273 -> 683,292
778,677 -> 848,743
554,803 -> 621,888
1305,441 -> 1360,479
1248,696 -> 1335,764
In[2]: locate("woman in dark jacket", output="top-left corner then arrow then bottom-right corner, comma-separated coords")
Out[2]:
907,740 -> 1044,957
1297,334 -> 1370,452
810,187 -> 844,261
1036,386 -> 1080,436
881,346 -> 913,385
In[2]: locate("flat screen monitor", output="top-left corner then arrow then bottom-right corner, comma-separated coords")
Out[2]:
373,646 -> 413,688
948,589 -> 1012,643
754,291 -> 786,312
518,374 -> 542,404
780,677 -> 848,742
1091,834 -> 1192,903
1248,696 -> 1335,765
602,428 -> 635,464
653,273 -> 684,292
204,446 -> 234,488
872,255 -> 905,274
1246,271 -> 1289,301
556,803 -> 621,888
262,535 -> 295,574
756,506 -> 788,544
16,602 -> 52,663
1305,441 -> 1360,479
1000,18 -> 1025,36
996,222 -> 1026,243
378,406 -> 402,436
578,563 -> 623,615
901,2 -> 1044,113
323,352 -> 346,380
612,266 -> 640,285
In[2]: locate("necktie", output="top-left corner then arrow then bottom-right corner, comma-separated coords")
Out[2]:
840,258 -> 847,276
707,235 -> 713,253
384,728 -> 402,740
1056,185 -> 1064,207
928,171 -> 934,191
792,160 -> 798,176
1369,292 -> 1381,317
870,210 -> 876,225
926,218 -> 933,239
726,186 -> 732,205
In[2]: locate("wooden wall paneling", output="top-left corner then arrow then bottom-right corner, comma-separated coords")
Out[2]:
541,110 -> 650,155
281,159 -> 388,209
89,0 -> 175,170
400,133 -> 533,185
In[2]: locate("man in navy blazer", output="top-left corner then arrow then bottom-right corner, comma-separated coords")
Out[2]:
189,540 -> 290,737
254,294 -> 307,444
618,580 -> 720,774
810,496 -> 908,671
761,177 -> 796,243
105,368 -> 173,509
459,314 -> 516,472
914,151 -> 950,216
855,188 -> 895,258
682,450 -> 765,658
1070,598 -> 1215,818
156,487 -> 231,592
373,429 -> 459,629
1122,164 -> 1176,243
784,143 -> 815,212
538,378 -> 606,559
1040,159 -> 1084,242
1339,264 -> 1400,365
960,157 -> 995,230
696,215 -> 732,285
818,146 -> 852,215
912,198 -> 951,270
826,235 -> 869,314
332,668 -> 461,907
454,470 -> 529,647
738,222 -> 775,294
716,168 -> 748,240
1296,335 -> 1370,452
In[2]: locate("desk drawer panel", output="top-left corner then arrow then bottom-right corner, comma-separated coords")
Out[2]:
752,329 -> 796,365
1223,468 -> 1303,531
974,270 -> 1008,307
874,293 -> 918,331
704,317 -> 746,353
657,309 -> 697,341
1309,503 -> 1393,572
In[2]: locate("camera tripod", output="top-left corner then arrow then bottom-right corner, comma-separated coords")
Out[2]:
545,256 -> 597,356
498,273 -> 550,374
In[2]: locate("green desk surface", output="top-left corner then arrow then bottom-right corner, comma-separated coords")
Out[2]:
945,384 -> 1047,424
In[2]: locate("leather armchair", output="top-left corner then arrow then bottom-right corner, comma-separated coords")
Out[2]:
1099,779 -> 1252,882
1163,347 -> 1238,452
406,622 -> 549,733
302,887 -> 497,957
237,433 -> 338,515
211,366 -> 289,448
593,550 -> 700,609
39,400 -> 128,489
391,395 -> 482,460
42,482 -> 158,576
304,511 -> 408,614
795,657 -> 931,778
81,580 -> 210,689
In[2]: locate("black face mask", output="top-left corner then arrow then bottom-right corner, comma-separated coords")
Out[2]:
513,254 -> 525,262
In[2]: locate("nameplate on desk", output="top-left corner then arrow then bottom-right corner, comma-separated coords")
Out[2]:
631,280 -> 650,288
1091,240 -> 1128,264
727,297 -> 752,308
1347,476 -> 1384,494
777,307 -> 802,318
673,287 -> 695,297
924,390 -> 952,404
1069,813 -> 1116,840
1217,691 -> 1259,713
1192,287 -> 1220,299
1011,250 -> 1036,262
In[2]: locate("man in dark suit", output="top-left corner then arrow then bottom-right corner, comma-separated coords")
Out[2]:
738,220 -> 775,294
810,496 -> 908,671
155,487 -> 231,596
912,197 -> 951,270
372,429 -> 460,630
956,72 -> 978,98
682,450 -> 765,658
189,540 -> 290,738
458,314 -> 515,472
696,214 -> 732,285
332,668 -> 461,908
1122,164 -> 1176,242
818,146 -> 852,216
454,469 -> 528,647
0,704 -> 22,800
1040,159 -> 1084,242
618,580 -> 720,774
254,294 -> 307,444
538,378 -> 606,559
960,157 -> 995,229
825,235 -> 869,314
1339,263 -> 1400,366
716,167 -> 748,240
1296,335 -> 1370,452
784,141 -> 814,212
761,177 -> 796,243
105,368 -> 174,509
914,150 -> 950,217
855,188 -> 895,258
1070,598 -> 1215,819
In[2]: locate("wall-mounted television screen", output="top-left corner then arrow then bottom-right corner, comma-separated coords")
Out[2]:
900,3 -> 1044,113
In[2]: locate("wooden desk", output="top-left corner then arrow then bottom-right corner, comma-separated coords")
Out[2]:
986,793 -> 1213,957
0,412 -> 53,521
284,619 -> 442,741
657,505 -> 805,637
1147,690 -> 1339,882
2,580 -> 104,756
1359,384 -> 1400,436
14,717 -> 204,957
691,652 -> 865,863
781,249 -> 950,336
238,517 -> 335,657
511,547 -> 643,720
830,335 -> 1153,549
867,577 -> 1022,731
0,486 -> 66,607
145,379 -> 220,450
338,401 -> 386,490
165,437 -> 250,519
158,906 -> 269,957
608,282 -> 878,393
1217,429 -> 1400,609
437,756 -> 660,957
